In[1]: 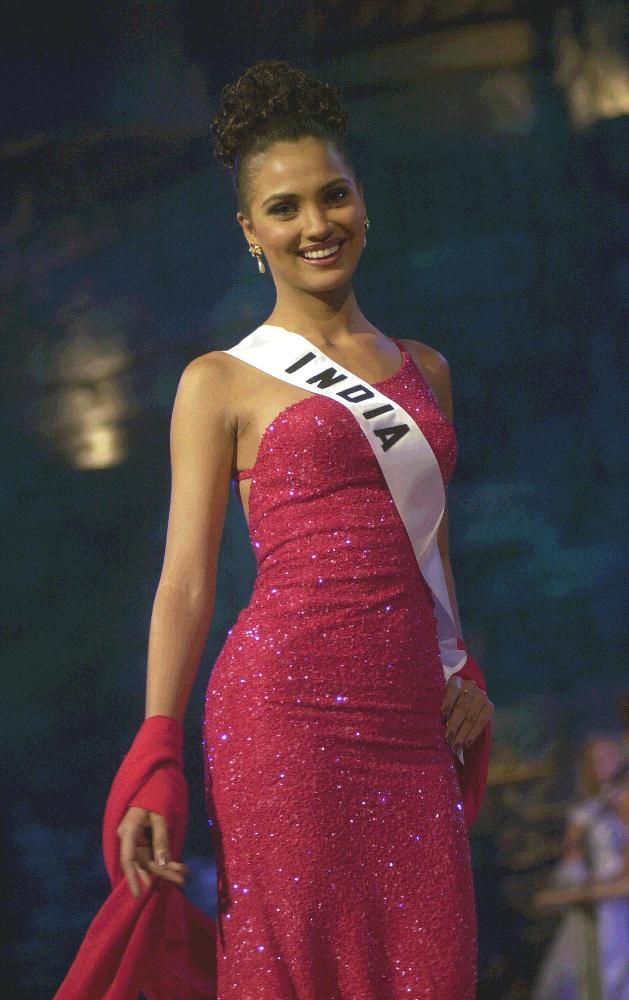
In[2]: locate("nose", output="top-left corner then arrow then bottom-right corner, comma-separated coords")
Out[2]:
302,203 -> 334,240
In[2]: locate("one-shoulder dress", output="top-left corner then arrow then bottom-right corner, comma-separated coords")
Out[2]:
202,337 -> 477,999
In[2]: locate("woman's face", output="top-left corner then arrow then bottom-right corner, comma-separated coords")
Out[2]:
237,136 -> 366,294
590,738 -> 623,783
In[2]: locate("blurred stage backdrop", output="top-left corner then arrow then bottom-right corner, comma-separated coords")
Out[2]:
2,1 -> 627,997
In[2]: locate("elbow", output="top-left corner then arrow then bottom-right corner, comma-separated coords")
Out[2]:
155,577 -> 216,618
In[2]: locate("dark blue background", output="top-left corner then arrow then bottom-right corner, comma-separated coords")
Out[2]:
2,2 -> 627,996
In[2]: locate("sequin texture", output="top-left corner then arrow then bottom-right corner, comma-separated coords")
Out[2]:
203,338 -> 476,998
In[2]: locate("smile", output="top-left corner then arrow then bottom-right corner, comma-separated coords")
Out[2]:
298,241 -> 345,265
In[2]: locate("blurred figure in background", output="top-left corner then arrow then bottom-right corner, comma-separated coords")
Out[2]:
533,733 -> 629,1000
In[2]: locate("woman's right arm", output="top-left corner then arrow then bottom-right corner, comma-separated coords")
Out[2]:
144,351 -> 236,723
118,352 -> 236,897
532,818 -> 587,911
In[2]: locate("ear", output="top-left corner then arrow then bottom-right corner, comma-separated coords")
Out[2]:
237,211 -> 255,244
356,179 -> 366,214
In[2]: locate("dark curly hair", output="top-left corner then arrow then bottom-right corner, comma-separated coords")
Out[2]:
211,60 -> 356,215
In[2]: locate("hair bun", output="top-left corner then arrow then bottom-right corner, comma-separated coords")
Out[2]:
211,59 -> 348,171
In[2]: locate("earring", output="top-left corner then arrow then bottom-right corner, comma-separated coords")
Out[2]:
363,215 -> 370,248
248,242 -> 266,274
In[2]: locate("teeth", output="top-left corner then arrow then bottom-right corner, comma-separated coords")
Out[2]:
302,242 -> 341,259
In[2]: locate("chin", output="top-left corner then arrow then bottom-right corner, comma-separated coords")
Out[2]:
301,271 -> 355,290
297,254 -> 360,279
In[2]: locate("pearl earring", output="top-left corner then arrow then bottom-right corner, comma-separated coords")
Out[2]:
248,242 -> 266,274
363,215 -> 371,248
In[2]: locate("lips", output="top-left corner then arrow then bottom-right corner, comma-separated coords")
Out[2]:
297,238 -> 346,259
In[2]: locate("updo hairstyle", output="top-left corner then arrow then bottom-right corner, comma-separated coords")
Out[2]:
211,60 -> 356,216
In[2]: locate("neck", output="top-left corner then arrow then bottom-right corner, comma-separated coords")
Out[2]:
265,283 -> 375,346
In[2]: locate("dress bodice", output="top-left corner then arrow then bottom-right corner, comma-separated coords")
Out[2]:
231,338 -> 457,582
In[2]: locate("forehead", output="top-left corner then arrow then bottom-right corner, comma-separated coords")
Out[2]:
249,137 -> 350,196
591,740 -> 621,761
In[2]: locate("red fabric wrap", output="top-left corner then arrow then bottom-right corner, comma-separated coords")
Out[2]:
53,714 -> 217,1000
454,639 -> 492,827
55,653 -> 490,997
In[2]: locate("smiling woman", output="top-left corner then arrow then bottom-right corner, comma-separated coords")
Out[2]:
55,59 -> 492,1000
210,59 -> 370,300
234,133 -> 366,284
204,60 -> 490,999
253,163 -> 361,282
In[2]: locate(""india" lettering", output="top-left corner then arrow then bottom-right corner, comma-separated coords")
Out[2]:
285,353 -> 409,453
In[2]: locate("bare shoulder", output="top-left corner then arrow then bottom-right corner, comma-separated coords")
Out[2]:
181,347 -> 234,383
398,337 -> 450,380
173,348 -> 238,435
398,338 -> 453,421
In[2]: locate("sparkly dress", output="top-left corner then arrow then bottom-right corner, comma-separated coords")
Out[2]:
203,338 -> 477,999
533,798 -> 629,1000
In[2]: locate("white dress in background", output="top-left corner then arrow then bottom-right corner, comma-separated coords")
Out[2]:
533,799 -> 629,1000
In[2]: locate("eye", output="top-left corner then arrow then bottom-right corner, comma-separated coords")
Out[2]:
268,202 -> 295,216
327,188 -> 349,202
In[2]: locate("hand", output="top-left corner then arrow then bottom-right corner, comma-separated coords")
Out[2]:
441,675 -> 494,754
533,885 -> 588,910
116,805 -> 190,899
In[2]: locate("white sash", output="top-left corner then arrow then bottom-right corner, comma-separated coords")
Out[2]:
223,323 -> 467,696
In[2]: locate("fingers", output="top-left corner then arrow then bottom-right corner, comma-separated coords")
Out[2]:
441,678 -> 494,753
118,806 -> 151,899
454,701 -> 492,750
117,806 -> 188,899
144,812 -> 188,888
440,675 -> 464,720
136,862 -> 152,890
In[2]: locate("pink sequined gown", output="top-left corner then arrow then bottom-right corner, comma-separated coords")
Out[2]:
203,337 -> 477,999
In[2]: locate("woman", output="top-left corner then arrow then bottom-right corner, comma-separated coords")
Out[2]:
55,60 -> 493,1000
533,735 -> 629,1000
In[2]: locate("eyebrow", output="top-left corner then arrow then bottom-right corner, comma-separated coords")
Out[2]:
261,176 -> 351,208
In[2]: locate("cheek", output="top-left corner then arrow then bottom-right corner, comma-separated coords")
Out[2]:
338,202 -> 362,222
595,748 -> 620,778
264,223 -> 299,254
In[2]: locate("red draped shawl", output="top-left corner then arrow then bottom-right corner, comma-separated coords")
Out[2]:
54,643 -> 490,999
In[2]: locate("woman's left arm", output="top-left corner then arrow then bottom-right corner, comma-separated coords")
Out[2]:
438,501 -> 463,637
584,798 -> 629,902
401,339 -> 494,754
538,833 -> 629,906
400,339 -> 462,632
535,869 -> 629,907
